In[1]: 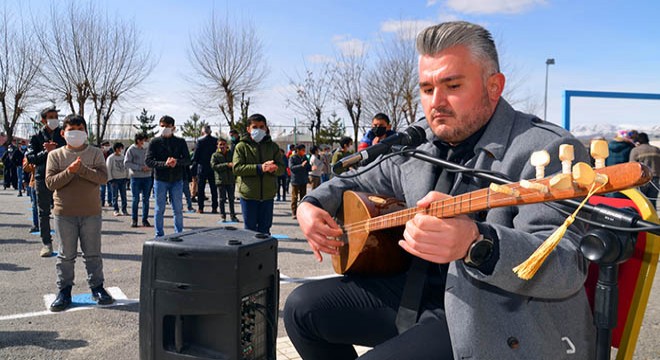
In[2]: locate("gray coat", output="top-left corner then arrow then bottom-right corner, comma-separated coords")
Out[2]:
305,99 -> 596,359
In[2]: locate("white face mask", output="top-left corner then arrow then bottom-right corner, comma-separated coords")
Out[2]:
250,128 -> 266,143
47,119 -> 60,130
160,127 -> 173,137
64,130 -> 87,148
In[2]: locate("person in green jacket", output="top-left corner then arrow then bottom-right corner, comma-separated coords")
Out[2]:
232,114 -> 285,234
211,138 -> 238,223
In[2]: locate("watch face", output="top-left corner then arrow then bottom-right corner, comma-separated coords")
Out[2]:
469,239 -> 494,266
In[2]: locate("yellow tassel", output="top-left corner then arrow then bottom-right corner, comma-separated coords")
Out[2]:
513,182 -> 605,280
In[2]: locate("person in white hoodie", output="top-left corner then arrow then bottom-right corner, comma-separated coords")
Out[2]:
124,133 -> 153,227
106,142 -> 129,216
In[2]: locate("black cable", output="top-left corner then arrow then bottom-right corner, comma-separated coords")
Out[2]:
544,202 -> 660,233
332,147 -> 513,181
250,303 -> 277,354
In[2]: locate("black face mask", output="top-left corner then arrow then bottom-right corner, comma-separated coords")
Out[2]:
372,126 -> 387,137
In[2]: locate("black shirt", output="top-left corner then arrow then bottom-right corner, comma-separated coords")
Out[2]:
145,136 -> 192,183
26,127 -> 67,181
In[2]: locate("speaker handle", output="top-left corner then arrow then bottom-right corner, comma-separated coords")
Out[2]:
174,315 -> 184,353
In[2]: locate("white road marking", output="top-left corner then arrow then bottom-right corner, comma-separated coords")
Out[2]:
280,273 -> 341,284
0,287 -> 137,321
0,276 -> 340,322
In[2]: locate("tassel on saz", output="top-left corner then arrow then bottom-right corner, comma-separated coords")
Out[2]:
513,182 -> 606,280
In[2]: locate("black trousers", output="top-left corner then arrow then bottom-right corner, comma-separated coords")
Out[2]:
35,180 -> 53,245
196,170 -> 218,211
217,184 -> 236,216
277,176 -> 288,201
283,274 -> 454,360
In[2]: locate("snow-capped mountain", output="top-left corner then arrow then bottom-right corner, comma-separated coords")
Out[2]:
570,123 -> 660,140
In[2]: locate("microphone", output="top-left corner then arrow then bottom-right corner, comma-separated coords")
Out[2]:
332,125 -> 427,172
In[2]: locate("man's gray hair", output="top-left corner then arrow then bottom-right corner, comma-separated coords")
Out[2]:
416,21 -> 500,75
203,124 -> 212,135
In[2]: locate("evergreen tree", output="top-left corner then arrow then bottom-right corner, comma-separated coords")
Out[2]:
234,93 -> 251,133
316,112 -> 345,145
133,109 -> 158,138
181,113 -> 209,140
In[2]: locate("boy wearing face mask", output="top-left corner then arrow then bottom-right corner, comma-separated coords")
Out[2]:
145,115 -> 191,237
211,138 -> 238,222
232,113 -> 285,234
45,114 -> 113,311
357,113 -> 395,151
99,140 -> 114,207
106,142 -> 129,216
124,133 -> 153,228
26,106 -> 67,257
288,144 -> 311,219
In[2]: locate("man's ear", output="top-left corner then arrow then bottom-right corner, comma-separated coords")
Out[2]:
487,73 -> 506,102
60,129 -> 65,138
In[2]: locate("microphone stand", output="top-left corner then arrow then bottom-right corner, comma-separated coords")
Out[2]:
404,149 -> 659,359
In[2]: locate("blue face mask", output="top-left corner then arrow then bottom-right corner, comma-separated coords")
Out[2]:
21,145 -> 27,151
250,128 -> 266,143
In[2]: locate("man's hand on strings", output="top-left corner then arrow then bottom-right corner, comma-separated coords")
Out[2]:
297,202 -> 344,262
399,191 -> 479,264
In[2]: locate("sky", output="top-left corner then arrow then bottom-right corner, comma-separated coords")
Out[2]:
6,0 -> 660,134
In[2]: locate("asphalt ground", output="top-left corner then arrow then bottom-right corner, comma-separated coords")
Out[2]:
0,186 -> 658,359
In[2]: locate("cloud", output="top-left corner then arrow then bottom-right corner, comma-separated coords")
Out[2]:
306,54 -> 334,64
438,13 -> 461,22
332,35 -> 367,57
446,0 -> 546,14
426,0 -> 439,6
380,19 -> 437,40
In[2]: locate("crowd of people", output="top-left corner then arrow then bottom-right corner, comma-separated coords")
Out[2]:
1,19 -> 659,358
599,129 -> 660,207
0,106 -> 368,312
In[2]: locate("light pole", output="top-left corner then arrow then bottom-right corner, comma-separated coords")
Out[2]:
544,58 -> 555,121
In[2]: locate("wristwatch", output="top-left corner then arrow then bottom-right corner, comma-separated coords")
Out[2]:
464,222 -> 495,268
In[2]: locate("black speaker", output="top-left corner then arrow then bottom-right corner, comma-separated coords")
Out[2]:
139,226 -> 278,360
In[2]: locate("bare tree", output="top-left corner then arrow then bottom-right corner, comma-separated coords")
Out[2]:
89,19 -> 153,145
331,49 -> 367,150
286,64 -> 333,146
0,8 -> 42,146
495,37 -> 543,118
188,14 -> 267,130
364,29 -> 419,131
36,2 -> 153,144
36,2 -> 92,116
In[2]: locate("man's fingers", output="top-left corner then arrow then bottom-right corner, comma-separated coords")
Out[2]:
307,232 -> 343,249
402,227 -> 446,256
311,247 -> 323,262
319,211 -> 342,232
